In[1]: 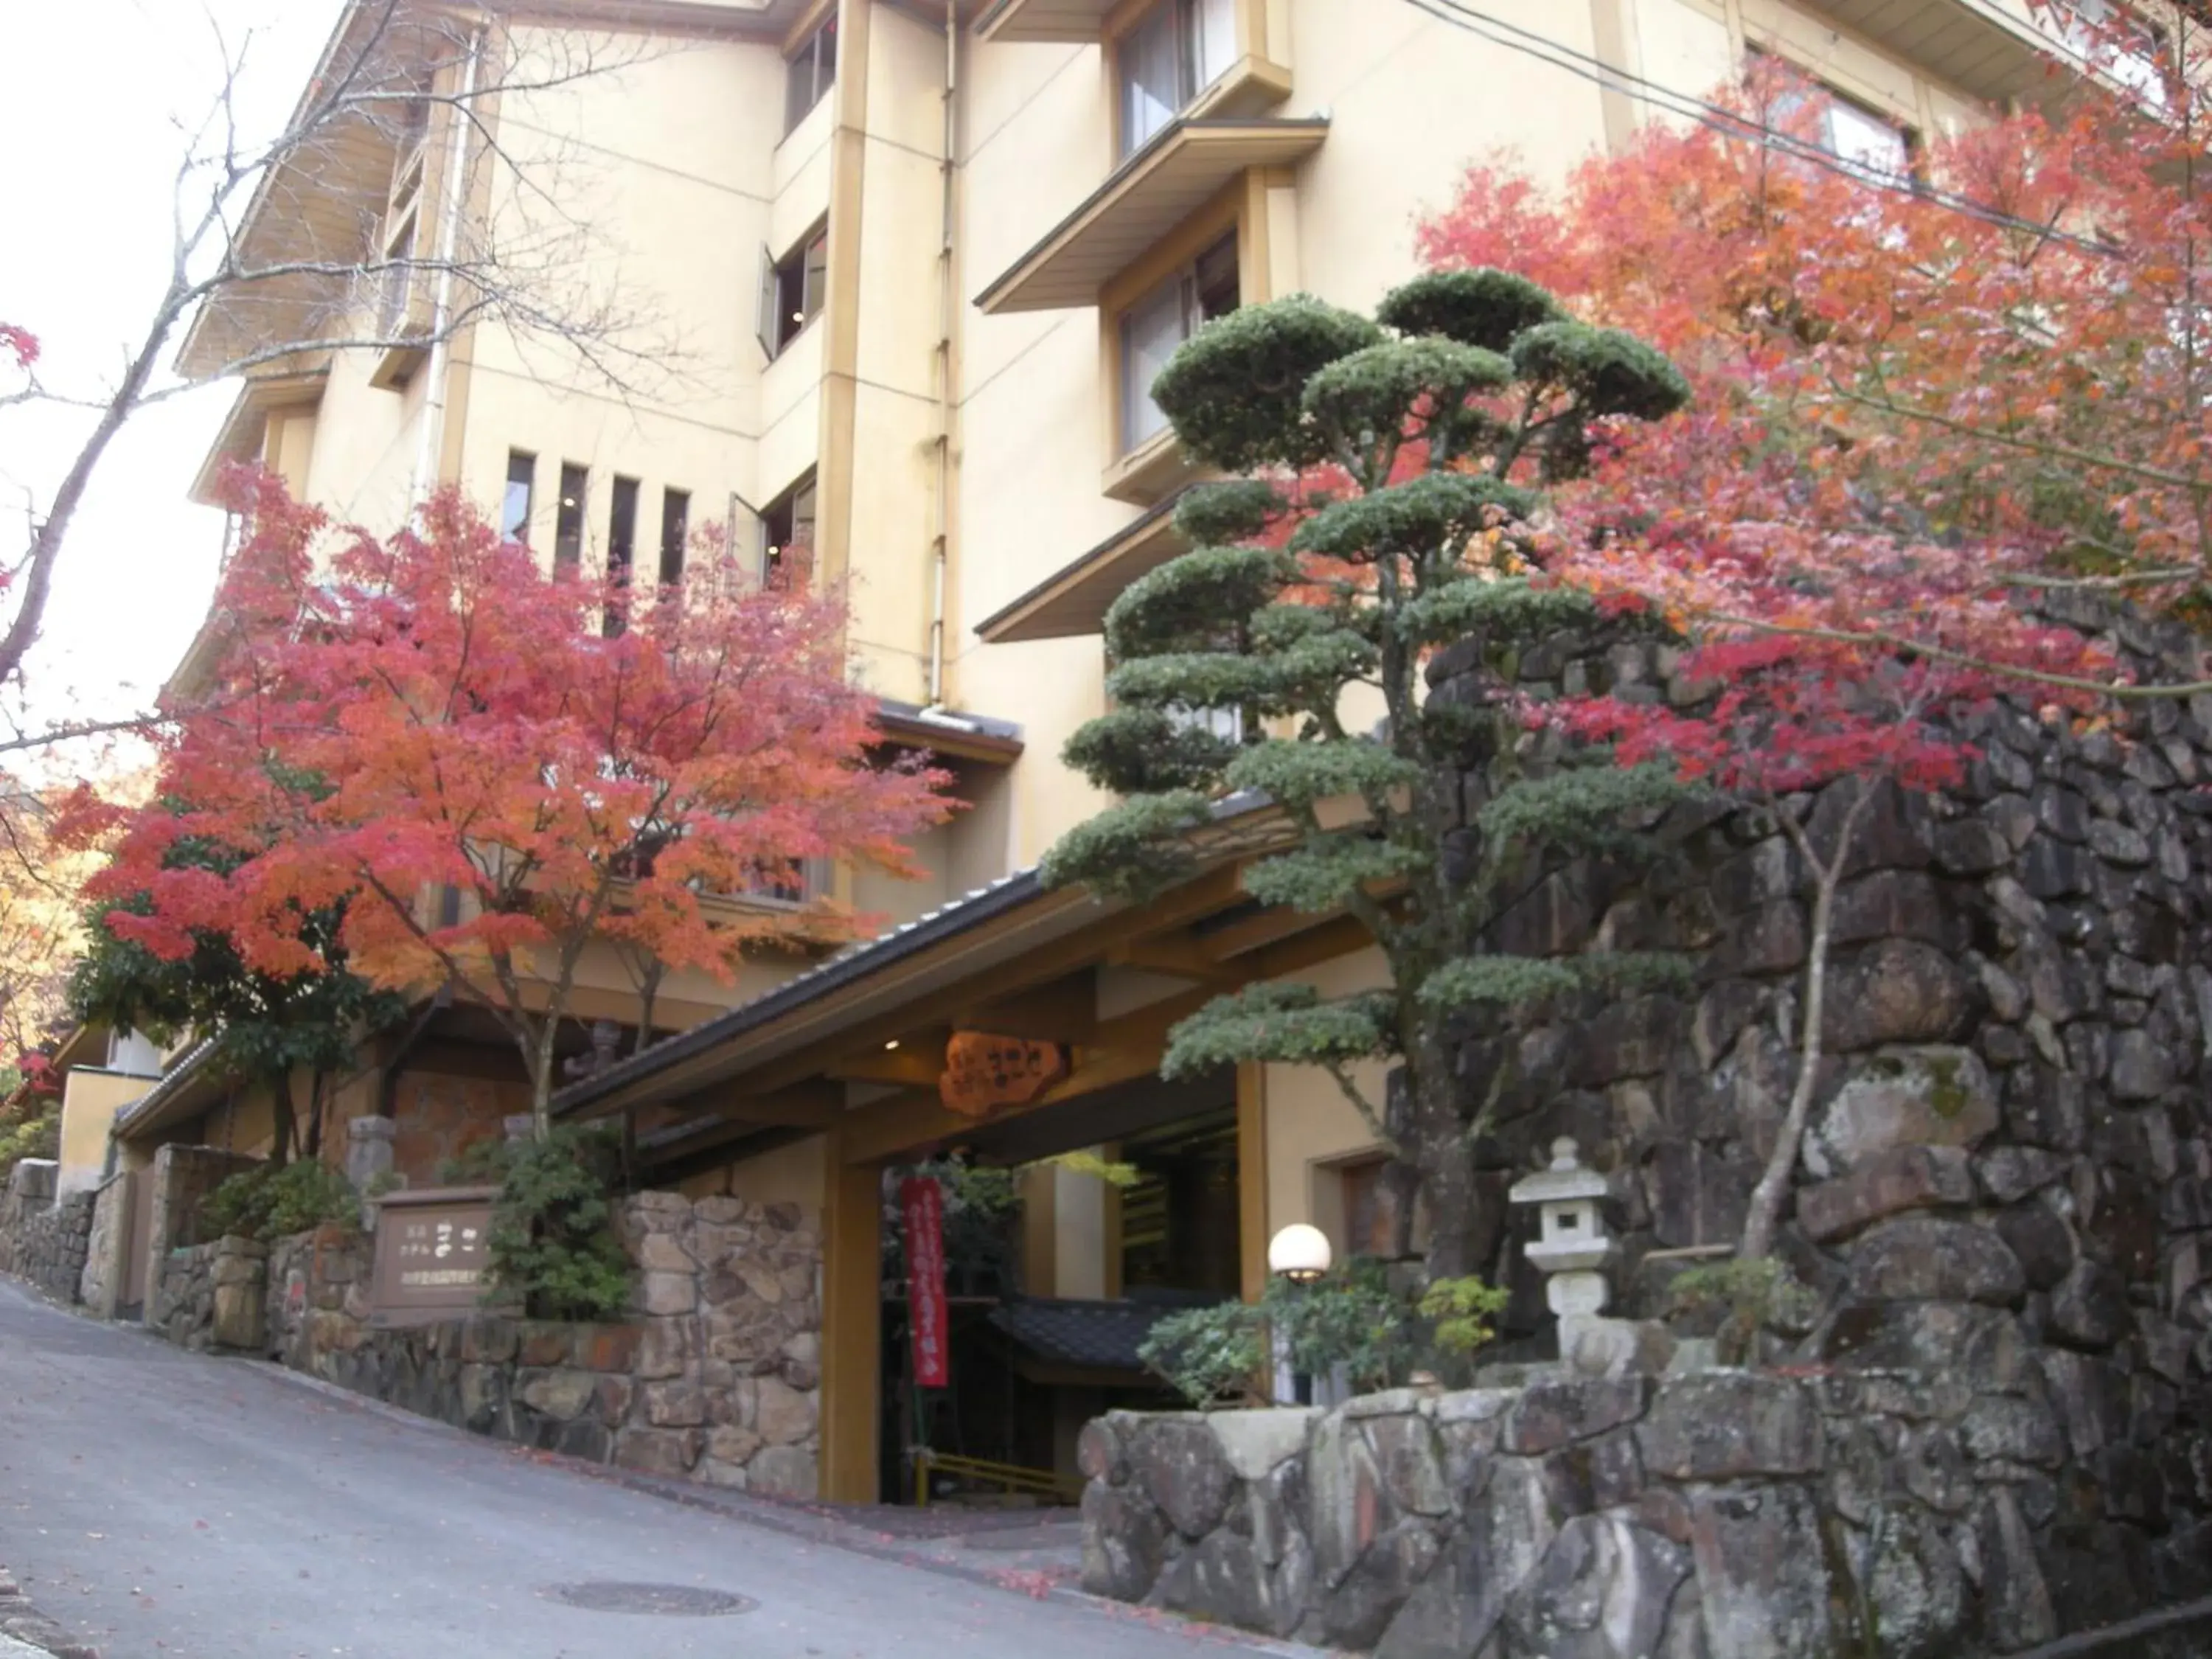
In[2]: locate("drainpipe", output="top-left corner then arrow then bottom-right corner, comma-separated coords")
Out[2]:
925,0 -> 958,709
407,23 -> 487,511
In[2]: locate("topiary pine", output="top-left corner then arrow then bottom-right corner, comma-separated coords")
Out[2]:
1041,269 -> 1694,1284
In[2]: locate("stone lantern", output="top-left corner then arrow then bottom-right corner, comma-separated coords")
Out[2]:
1509,1137 -> 1615,1319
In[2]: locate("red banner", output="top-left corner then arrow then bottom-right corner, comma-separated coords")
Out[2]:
901,1176 -> 950,1389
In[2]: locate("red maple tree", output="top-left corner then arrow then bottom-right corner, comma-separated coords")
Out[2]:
72,471 -> 954,1134
1413,63 -> 2194,1256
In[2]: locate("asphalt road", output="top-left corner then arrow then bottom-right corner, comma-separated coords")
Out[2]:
0,1280 -> 1267,1659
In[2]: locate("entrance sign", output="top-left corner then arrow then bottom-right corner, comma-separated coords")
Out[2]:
901,1176 -> 950,1389
938,1032 -> 1068,1119
369,1186 -> 500,1324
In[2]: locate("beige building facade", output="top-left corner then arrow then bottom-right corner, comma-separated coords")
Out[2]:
177,0 -> 2120,1499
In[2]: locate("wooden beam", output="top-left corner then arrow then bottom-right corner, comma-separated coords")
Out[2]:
642,1079 -> 846,1133
1201,902 -> 1341,962
836,987 -> 1218,1166
826,1040 -> 947,1088
733,865 -> 1251,1100
1237,1060 -> 1267,1307
830,913 -> 1372,1169
819,1132 -> 883,1503
1108,929 -> 1241,981
959,971 -> 1098,1042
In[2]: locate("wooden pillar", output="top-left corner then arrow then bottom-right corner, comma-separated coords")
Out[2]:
1237,1061 -> 1268,1306
820,1138 -> 884,1503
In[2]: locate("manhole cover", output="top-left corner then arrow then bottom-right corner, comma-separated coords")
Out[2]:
540,1582 -> 757,1617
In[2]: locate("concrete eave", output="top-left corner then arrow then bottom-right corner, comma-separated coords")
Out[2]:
975,116 -> 1326,316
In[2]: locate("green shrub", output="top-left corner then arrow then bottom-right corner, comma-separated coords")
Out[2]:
1136,1300 -> 1268,1410
1667,1256 -> 1818,1366
0,1105 -> 58,1183
1419,1275 -> 1511,1358
1138,1260 -> 1509,1409
476,1127 -> 632,1322
199,1159 -> 360,1243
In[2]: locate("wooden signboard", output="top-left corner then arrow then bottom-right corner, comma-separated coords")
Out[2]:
369,1186 -> 500,1325
937,1032 -> 1068,1119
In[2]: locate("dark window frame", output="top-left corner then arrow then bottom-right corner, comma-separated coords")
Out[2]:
757,220 -> 830,361
785,16 -> 838,135
659,487 -> 691,587
605,476 -> 640,635
554,462 -> 588,573
761,473 -> 818,584
1118,231 -> 1239,454
501,450 -> 535,544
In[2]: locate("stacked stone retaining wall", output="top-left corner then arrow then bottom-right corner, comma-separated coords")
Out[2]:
237,1189 -> 822,1495
1080,1369 -> 2212,1658
0,1161 -> 93,1305
149,1234 -> 268,1350
77,1172 -> 133,1316
1081,602 -> 2212,1652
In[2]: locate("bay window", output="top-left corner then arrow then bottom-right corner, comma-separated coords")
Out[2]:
1119,0 -> 1239,159
1119,232 -> 1239,454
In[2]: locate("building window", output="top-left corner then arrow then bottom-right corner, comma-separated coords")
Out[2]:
501,451 -> 535,543
554,463 -> 588,573
378,209 -> 420,338
2053,0 -> 2171,104
659,487 -> 690,586
1119,0 -> 1237,159
605,476 -> 640,633
759,222 -> 830,361
1767,69 -> 1914,181
786,16 -> 838,133
1334,1155 -> 1402,1261
762,475 -> 817,582
1167,704 -> 1242,744
1119,232 -> 1239,453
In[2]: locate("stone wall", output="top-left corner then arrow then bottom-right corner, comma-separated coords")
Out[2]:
1080,605 -> 2212,1652
1081,1368 -> 2212,1658
253,1189 -> 823,1495
142,1144 -> 260,1303
149,1235 -> 268,1351
0,1161 -> 94,1304
78,1172 -> 133,1317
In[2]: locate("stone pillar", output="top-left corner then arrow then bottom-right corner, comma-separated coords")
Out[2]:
346,1116 -> 397,1190
347,1116 -> 397,1233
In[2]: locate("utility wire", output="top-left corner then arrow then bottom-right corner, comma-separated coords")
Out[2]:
1397,0 -> 2140,260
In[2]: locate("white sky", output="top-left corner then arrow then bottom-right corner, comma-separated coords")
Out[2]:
0,1 -> 343,758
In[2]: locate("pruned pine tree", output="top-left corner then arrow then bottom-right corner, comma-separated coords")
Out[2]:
1041,272 -> 1694,1284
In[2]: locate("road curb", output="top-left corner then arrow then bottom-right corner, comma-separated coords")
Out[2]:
0,1567 -> 99,1659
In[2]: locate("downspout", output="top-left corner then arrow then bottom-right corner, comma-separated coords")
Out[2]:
408,24 -> 487,510
925,0 -> 958,708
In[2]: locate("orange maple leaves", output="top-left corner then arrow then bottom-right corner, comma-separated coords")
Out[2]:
70,471 -> 954,1089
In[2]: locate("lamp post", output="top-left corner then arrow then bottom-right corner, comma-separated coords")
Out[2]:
1267,1222 -> 1332,1284
1267,1224 -> 1333,1404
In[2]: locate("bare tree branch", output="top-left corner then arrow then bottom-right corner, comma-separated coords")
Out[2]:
1,1 -> 686,709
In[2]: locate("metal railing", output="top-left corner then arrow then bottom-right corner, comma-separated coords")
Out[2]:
909,1447 -> 1084,1509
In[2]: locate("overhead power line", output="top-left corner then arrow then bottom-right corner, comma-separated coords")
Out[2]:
1396,0 -> 2138,259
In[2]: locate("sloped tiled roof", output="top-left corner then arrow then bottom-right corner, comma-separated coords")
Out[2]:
988,1292 -> 1228,1373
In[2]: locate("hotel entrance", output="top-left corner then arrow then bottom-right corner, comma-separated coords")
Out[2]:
555,823 -> 1370,1506
877,1071 -> 1245,1505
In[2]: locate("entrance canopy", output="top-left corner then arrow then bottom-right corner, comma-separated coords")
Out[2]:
550,797 -> 1365,1183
